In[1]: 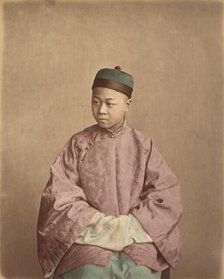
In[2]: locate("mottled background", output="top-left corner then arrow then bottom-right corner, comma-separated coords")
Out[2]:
0,1 -> 223,279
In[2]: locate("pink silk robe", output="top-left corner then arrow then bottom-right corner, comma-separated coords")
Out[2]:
37,123 -> 182,277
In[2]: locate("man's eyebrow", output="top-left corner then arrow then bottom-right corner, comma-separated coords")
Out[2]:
92,96 -> 116,101
105,98 -> 116,101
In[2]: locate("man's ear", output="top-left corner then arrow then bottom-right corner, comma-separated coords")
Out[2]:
125,98 -> 132,112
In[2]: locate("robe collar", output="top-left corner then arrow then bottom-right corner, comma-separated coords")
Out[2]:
98,119 -> 127,137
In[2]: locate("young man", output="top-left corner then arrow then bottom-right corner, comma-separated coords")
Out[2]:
37,66 -> 182,279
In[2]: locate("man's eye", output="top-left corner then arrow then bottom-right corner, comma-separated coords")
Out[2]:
107,103 -> 115,107
92,100 -> 99,105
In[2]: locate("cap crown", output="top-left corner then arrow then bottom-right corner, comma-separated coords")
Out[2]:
92,67 -> 134,98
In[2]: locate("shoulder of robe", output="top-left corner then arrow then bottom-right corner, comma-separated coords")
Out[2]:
69,124 -> 98,141
127,126 -> 153,151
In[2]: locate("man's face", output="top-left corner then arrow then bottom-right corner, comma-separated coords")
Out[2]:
92,87 -> 131,132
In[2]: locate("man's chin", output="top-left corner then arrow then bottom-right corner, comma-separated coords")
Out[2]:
97,122 -> 109,129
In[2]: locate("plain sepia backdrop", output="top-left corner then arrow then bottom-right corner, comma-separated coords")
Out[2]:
0,0 -> 223,279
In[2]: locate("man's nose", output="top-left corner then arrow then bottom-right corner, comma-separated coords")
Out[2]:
99,103 -> 107,114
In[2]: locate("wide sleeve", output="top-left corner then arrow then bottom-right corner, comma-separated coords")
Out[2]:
131,139 -> 182,267
37,136 -> 98,277
74,213 -> 152,251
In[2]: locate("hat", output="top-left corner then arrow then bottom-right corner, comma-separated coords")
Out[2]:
92,66 -> 134,98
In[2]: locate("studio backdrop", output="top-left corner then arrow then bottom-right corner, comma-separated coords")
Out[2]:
0,1 -> 223,279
